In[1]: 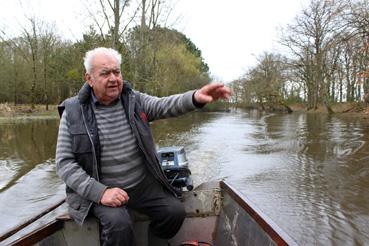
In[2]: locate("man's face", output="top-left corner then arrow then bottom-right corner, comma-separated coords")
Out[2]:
86,54 -> 123,105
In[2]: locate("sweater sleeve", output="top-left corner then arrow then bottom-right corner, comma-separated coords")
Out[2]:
55,110 -> 107,203
138,90 -> 198,121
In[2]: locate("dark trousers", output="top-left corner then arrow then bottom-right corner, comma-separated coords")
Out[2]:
92,174 -> 185,246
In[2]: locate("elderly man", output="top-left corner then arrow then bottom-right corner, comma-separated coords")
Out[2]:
56,47 -> 231,246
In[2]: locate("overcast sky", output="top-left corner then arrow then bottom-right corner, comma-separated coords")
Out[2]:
173,0 -> 310,82
0,0 -> 309,82
175,0 -> 312,82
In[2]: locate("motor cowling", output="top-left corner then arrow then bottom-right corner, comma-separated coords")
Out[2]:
157,146 -> 193,193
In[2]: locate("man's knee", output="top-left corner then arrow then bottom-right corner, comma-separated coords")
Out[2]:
166,202 -> 186,222
151,200 -> 186,238
105,211 -> 132,231
94,205 -> 133,232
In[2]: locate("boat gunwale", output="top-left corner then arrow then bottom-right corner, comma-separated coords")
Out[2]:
221,180 -> 298,246
5,219 -> 63,246
0,199 -> 65,243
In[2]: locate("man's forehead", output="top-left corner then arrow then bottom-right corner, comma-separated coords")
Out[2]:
92,54 -> 119,69
99,66 -> 120,71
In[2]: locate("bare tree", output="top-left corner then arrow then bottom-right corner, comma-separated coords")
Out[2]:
346,0 -> 369,100
281,0 -> 346,110
237,52 -> 292,111
85,0 -> 140,49
139,0 -> 179,29
40,25 -> 59,110
21,17 -> 40,109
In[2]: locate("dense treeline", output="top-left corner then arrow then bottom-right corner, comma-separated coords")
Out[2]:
0,0 -> 209,109
231,0 -> 368,111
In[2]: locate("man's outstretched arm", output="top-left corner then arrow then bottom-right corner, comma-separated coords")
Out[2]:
139,82 -> 232,121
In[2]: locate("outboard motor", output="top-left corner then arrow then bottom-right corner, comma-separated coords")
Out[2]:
157,146 -> 193,194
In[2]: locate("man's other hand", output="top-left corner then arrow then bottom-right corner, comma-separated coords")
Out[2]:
194,82 -> 232,104
100,187 -> 129,207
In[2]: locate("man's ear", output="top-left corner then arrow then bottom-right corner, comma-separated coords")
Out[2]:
85,73 -> 93,87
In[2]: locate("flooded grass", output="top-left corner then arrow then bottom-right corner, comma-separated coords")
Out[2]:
0,104 -> 58,123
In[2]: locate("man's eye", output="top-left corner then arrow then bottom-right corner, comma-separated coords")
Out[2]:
100,70 -> 120,76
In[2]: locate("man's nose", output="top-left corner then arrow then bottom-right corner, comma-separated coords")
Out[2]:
108,72 -> 117,81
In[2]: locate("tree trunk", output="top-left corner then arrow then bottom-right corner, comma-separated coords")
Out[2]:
141,0 -> 146,28
31,52 -> 37,110
13,63 -> 18,106
44,55 -> 48,111
112,0 -> 120,49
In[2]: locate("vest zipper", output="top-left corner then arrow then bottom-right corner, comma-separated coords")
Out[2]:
79,104 -> 98,225
80,105 -> 100,181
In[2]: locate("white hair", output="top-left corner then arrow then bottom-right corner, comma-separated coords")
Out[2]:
83,47 -> 122,73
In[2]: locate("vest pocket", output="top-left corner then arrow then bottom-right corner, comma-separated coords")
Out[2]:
66,192 -> 82,210
72,134 -> 92,153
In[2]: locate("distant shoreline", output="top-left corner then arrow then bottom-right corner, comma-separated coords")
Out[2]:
289,102 -> 369,118
1,102 -> 369,119
236,102 -> 369,119
0,103 -> 58,118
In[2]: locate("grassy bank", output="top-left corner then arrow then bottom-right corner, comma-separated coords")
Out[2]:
1,102 -> 369,119
289,102 -> 368,113
286,102 -> 369,120
236,102 -> 369,119
0,103 -> 58,118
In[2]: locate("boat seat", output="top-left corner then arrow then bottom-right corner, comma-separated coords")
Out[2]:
56,213 -> 72,221
55,208 -> 150,223
53,210 -> 154,246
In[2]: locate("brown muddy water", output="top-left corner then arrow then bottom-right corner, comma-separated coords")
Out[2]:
0,110 -> 369,245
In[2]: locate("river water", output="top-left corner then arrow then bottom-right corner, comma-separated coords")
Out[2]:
0,110 -> 369,245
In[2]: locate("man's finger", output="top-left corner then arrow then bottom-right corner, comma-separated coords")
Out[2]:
200,94 -> 213,102
215,86 -> 231,94
203,83 -> 224,92
112,200 -> 121,207
214,87 -> 232,99
113,188 -> 129,201
117,194 -> 128,203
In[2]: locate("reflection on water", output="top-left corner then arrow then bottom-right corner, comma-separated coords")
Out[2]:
225,112 -> 369,245
0,119 -> 60,191
0,118 -> 65,234
1,111 -> 369,245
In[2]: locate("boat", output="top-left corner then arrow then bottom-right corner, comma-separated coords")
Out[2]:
0,147 -> 298,246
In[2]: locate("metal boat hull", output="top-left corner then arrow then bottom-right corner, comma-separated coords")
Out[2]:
1,181 -> 297,246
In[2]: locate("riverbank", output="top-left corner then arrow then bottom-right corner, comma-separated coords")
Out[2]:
0,103 -> 58,118
235,101 -> 369,119
1,102 -> 369,119
289,102 -> 369,119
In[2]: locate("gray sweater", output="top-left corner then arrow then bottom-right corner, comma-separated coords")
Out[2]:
56,88 -> 197,216
93,100 -> 147,189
